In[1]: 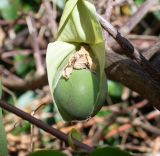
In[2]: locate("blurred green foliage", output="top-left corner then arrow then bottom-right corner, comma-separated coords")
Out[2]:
0,80 -> 8,156
107,80 -> 122,103
0,0 -> 42,20
0,80 -> 2,98
68,128 -> 82,149
11,121 -> 30,135
0,0 -> 21,20
134,0 -> 145,5
16,91 -> 36,109
89,147 -> 132,156
29,150 -> 67,156
108,80 -> 122,97
14,55 -> 35,77
154,11 -> 160,20
53,0 -> 65,10
0,0 -> 65,20
97,109 -> 111,117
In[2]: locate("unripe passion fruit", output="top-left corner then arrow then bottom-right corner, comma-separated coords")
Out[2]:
54,69 -> 105,121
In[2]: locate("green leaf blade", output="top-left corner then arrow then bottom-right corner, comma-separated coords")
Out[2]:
0,80 -> 8,156
0,0 -> 21,20
46,41 -> 77,98
68,128 -> 82,149
58,0 -> 103,44
89,147 -> 132,156
29,149 -> 67,156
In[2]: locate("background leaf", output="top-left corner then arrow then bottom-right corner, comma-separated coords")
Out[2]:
29,149 -> 67,156
68,128 -> 82,149
14,55 -> 35,77
89,147 -> 132,156
16,91 -> 36,109
108,80 -> 122,97
134,0 -> 145,5
0,80 -> 8,156
0,0 -> 21,20
52,0 -> 65,10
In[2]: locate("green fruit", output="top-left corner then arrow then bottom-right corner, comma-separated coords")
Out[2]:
46,0 -> 107,122
54,69 -> 106,121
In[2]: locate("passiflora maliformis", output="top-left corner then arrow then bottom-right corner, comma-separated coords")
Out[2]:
46,0 -> 107,121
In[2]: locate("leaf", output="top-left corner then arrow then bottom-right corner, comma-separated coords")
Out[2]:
68,128 -> 82,149
134,0 -> 145,5
121,4 -> 132,16
29,149 -> 67,156
17,91 -> 36,109
0,0 -> 21,20
52,0 -> 65,10
97,109 -> 111,117
11,121 -> 30,135
46,41 -> 77,98
108,80 -> 122,97
58,0 -> 103,44
14,55 -> 35,77
89,147 -> 132,156
154,11 -> 160,21
58,0 -> 79,31
90,43 -> 106,114
0,80 -> 8,156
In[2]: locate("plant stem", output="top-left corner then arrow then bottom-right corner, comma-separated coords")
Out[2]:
97,13 -> 160,87
0,100 -> 94,153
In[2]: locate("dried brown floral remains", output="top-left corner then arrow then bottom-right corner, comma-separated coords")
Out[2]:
63,46 -> 97,79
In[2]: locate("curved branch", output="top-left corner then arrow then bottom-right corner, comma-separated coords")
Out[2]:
2,72 -> 48,91
0,100 -> 94,153
105,50 -> 160,110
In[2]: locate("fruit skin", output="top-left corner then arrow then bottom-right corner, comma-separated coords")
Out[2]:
54,69 -> 106,121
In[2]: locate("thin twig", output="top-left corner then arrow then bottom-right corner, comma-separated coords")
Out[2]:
127,34 -> 159,41
30,102 -> 49,152
0,100 -> 94,153
143,41 -> 160,60
2,86 -> 17,104
104,0 -> 114,45
97,13 -> 160,83
104,0 -> 113,20
0,19 -> 26,26
2,70 -> 47,91
26,16 -> 44,75
113,0 -> 128,6
1,49 -> 46,59
43,0 -> 58,40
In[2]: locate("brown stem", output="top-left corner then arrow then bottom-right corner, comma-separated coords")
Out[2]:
105,50 -> 160,110
26,16 -> 44,75
104,0 -> 113,21
0,100 -> 94,153
43,0 -> 58,40
103,0 -> 114,46
97,13 -> 160,83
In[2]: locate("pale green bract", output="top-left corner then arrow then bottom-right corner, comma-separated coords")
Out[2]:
46,0 -> 106,121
